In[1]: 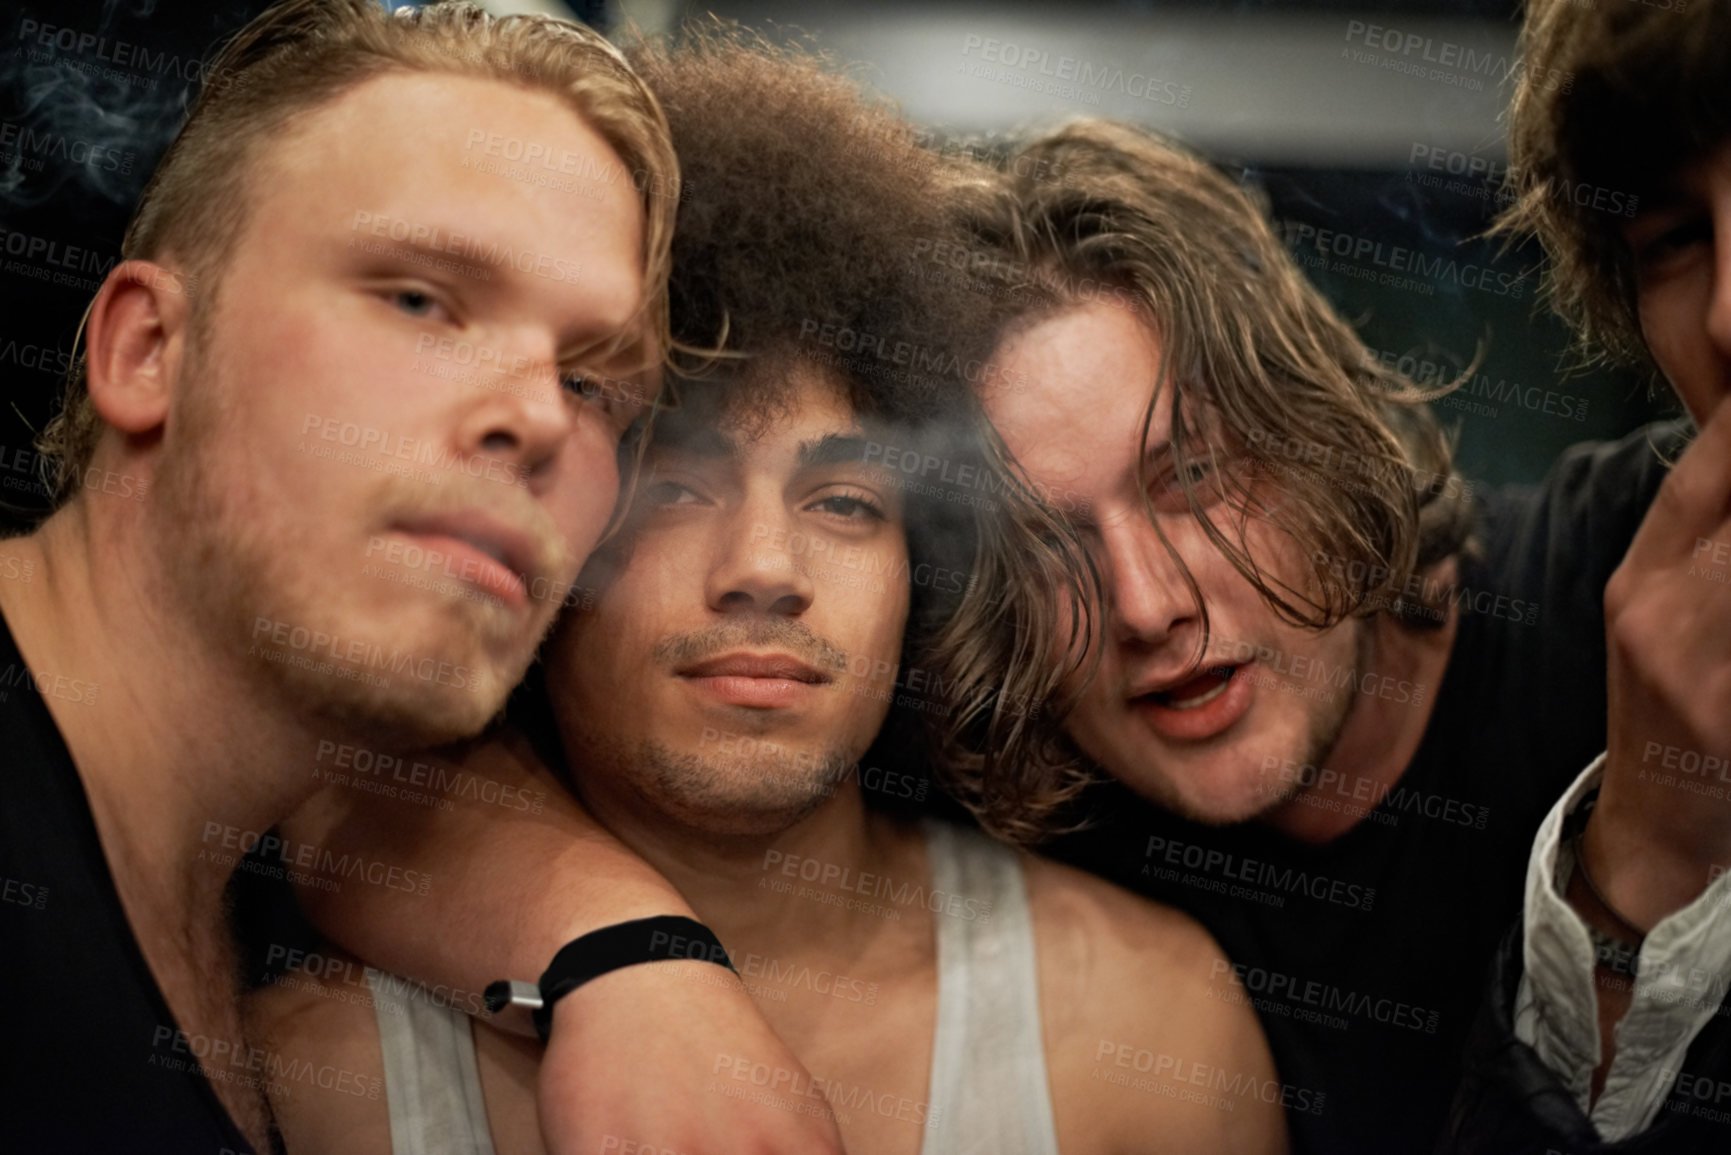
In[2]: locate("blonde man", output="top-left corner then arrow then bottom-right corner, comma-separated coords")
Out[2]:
0,0 -> 720,1150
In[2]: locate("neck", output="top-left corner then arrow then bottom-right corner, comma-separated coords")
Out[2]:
1261,572 -> 1459,844
576,768 -> 914,957
1,497 -> 365,918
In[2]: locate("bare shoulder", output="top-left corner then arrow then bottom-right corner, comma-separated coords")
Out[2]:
1023,853 -> 1289,1155
243,953 -> 395,1155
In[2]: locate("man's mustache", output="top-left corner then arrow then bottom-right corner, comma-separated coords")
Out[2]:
653,619 -> 850,674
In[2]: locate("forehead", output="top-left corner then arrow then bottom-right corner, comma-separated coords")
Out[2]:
235,70 -> 647,333
984,299 -> 1170,493
1643,140 -> 1731,207
653,362 -> 864,461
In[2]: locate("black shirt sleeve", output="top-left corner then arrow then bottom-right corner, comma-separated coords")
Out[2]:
1440,420 -> 1731,1155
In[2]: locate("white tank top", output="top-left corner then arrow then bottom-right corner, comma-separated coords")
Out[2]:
369,819 -> 1060,1155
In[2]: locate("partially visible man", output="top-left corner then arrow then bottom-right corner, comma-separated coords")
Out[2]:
0,1 -> 684,1150
952,120 -> 1683,1153
1443,2 -> 1731,1151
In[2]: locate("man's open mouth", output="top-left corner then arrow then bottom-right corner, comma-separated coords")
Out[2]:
1148,665 -> 1238,710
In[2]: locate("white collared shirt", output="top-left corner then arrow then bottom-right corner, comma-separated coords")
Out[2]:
1516,754 -> 1731,1139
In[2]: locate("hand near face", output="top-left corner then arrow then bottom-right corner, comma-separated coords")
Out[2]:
1589,398 -> 1731,928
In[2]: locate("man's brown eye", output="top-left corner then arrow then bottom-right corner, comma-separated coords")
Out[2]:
393,289 -> 437,317
1635,217 -> 1712,269
811,494 -> 885,521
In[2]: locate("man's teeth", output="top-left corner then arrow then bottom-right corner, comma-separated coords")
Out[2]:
1157,668 -> 1233,710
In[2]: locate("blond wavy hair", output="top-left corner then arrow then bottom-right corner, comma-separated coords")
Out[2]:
37,0 -> 677,504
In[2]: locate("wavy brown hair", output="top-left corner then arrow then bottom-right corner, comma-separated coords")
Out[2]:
934,123 -> 1477,839
1499,0 -> 1730,374
973,121 -> 1474,637
36,0 -> 678,507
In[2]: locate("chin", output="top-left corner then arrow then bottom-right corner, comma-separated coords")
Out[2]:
1105,743 -> 1291,828
257,594 -> 527,745
641,746 -> 846,835
288,658 -> 508,748
1172,776 -> 1291,827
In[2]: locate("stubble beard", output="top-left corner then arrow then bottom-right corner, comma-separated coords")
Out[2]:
569,723 -> 859,839
149,333 -> 526,748
1226,617 -> 1369,825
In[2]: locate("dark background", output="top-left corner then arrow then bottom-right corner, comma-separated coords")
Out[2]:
0,0 -> 1674,536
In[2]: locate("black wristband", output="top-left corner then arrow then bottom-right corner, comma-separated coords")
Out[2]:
530,915 -> 735,1040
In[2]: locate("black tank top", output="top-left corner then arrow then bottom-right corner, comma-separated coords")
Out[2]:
0,609 -> 259,1153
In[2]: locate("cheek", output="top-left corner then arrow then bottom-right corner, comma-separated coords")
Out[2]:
870,581 -> 912,663
557,609 -> 640,706
1638,285 -> 1718,424
561,442 -> 625,557
1052,583 -> 1108,700
1216,506 -> 1317,604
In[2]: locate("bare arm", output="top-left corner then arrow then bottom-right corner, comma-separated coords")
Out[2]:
283,730 -> 692,1013
280,729 -> 846,1155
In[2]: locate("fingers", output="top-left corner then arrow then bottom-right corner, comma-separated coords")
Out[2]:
1635,398 -> 1731,563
